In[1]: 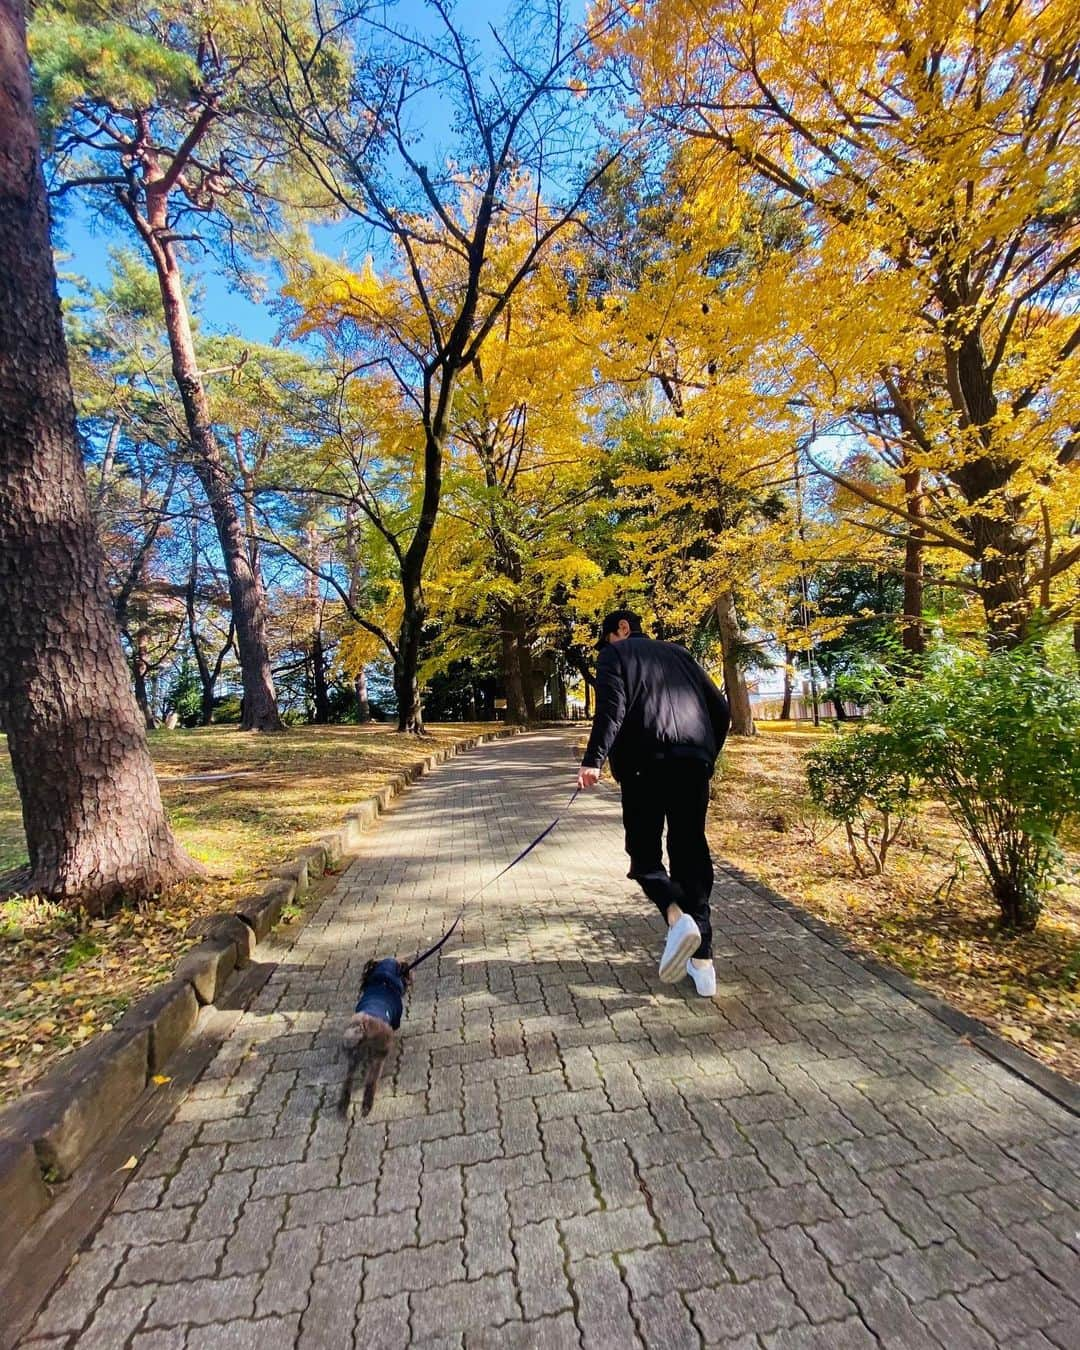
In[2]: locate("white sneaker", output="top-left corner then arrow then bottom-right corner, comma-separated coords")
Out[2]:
659,914 -> 702,983
686,959 -> 717,997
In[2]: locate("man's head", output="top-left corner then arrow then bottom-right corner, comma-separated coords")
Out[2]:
598,609 -> 644,648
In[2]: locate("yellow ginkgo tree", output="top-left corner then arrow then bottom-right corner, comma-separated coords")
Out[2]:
602,0 -> 1080,648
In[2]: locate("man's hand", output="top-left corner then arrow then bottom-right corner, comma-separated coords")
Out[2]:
577,765 -> 601,790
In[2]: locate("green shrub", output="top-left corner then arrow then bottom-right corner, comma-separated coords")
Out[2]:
806,729 -> 916,876
881,647 -> 1080,931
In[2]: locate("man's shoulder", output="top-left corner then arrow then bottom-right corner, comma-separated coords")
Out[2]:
632,635 -> 692,661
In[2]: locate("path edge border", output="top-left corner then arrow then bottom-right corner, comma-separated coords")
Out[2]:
720,862 -> 1080,1118
0,724 -> 530,1275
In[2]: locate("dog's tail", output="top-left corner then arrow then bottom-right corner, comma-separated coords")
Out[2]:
338,1022 -> 367,1116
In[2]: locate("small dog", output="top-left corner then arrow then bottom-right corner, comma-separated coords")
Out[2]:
338,957 -> 412,1117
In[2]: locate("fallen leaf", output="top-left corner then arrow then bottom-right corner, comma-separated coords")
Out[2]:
151,1074 -> 171,1085
118,1156 -> 138,1171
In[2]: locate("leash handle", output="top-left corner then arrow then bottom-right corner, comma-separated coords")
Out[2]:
407,786 -> 581,971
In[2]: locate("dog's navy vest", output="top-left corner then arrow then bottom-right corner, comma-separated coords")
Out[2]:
355,958 -> 405,1030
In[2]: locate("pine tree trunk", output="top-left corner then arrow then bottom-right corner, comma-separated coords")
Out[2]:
142,229 -> 282,731
0,0 -> 199,909
715,590 -> 755,736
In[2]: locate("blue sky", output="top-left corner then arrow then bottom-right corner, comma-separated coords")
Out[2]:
54,0 -> 590,348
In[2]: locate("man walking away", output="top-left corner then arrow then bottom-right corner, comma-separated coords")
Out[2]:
577,610 -> 730,996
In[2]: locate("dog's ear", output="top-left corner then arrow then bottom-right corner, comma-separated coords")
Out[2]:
398,960 -> 413,987
361,959 -> 376,981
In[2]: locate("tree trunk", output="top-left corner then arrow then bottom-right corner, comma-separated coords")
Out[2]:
131,624 -> 156,730
0,0 -> 198,909
715,590 -> 755,736
395,597 -> 425,733
354,668 -> 370,723
517,621 -> 538,721
94,419 -> 121,511
304,526 -> 330,724
780,648 -> 794,721
500,617 -> 529,724
311,628 -> 330,724
142,227 -> 282,730
901,462 -> 927,657
554,656 -> 568,721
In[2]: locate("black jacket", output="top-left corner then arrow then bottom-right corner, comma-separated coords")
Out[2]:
581,634 -> 730,782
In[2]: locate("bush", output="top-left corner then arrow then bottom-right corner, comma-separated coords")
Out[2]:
806,729 -> 916,876
882,647 -> 1080,931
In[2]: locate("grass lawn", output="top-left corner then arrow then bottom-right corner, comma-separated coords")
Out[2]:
709,723 -> 1080,1083
0,722 -> 509,1102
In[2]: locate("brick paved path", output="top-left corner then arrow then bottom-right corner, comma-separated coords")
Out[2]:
20,730 -> 1080,1349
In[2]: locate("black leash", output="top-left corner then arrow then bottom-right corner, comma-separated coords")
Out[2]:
404,786 -> 581,973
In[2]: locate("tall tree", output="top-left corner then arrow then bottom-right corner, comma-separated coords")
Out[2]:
29,0 -> 333,728
607,0 -> 1080,646
270,0 -> 619,730
0,0 -> 198,909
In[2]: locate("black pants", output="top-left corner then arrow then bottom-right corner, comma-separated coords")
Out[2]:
619,757 -> 714,959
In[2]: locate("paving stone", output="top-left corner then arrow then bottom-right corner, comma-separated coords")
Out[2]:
631,1293 -> 700,1349
464,1188 -> 513,1278
148,1274 -> 260,1328
116,1237 -> 226,1287
188,1171 -> 254,1240
255,1223 -> 321,1315
913,1294 -> 999,1349
514,1219 -> 573,1318
809,1209 -> 912,1265
699,1194 -> 779,1280
833,1260 -> 943,1350
425,1129 -> 502,1170
959,1269 -> 1078,1337
637,1164 -> 708,1242
32,1246 -> 126,1335
411,1272 -> 518,1339
561,1205 -> 660,1260
320,1207 -> 416,1262
467,1310 -> 581,1349
353,1293 -> 410,1350
744,1181 -> 843,1231
75,1284 -> 158,1350
762,1225 -> 856,1324
620,1242 -> 730,1300
298,1256 -> 362,1350
571,1254 -> 642,1349
185,1315 -> 301,1350
882,1238 -> 992,1301
509,1175 -> 598,1227
365,1238 -> 466,1299
761,1319 -> 879,1349
94,1205 -> 194,1247
420,1163 -> 464,1243
687,1276 -> 806,1341
285,1182 -> 374,1230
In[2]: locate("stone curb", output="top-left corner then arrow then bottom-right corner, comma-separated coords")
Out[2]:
721,863 -> 1080,1117
0,724 -> 530,1268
